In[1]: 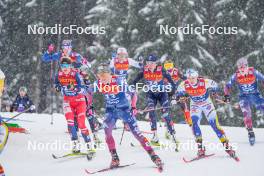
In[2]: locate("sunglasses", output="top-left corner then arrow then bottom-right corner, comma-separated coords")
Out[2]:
61,64 -> 72,69
62,46 -> 72,50
146,61 -> 157,65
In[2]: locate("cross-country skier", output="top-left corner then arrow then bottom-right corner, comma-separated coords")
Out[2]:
54,57 -> 95,155
93,63 -> 163,171
0,117 -> 8,176
110,47 -> 142,129
42,40 -> 83,68
79,68 -> 102,144
0,69 -> 8,176
42,40 -> 100,143
163,59 -> 192,138
10,87 -> 36,113
177,69 -> 237,158
110,47 -> 142,81
224,58 -> 264,145
130,54 -> 177,148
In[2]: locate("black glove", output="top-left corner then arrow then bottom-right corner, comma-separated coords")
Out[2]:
55,85 -> 61,92
223,95 -> 231,103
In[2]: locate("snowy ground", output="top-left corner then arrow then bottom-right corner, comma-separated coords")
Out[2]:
0,112 -> 263,176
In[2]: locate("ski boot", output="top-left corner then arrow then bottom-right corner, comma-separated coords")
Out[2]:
110,149 -> 120,168
197,146 -> 206,157
86,142 -> 96,160
247,128 -> 255,146
71,140 -> 81,153
223,141 -> 239,161
196,138 -> 205,157
150,131 -> 160,146
148,149 -> 163,172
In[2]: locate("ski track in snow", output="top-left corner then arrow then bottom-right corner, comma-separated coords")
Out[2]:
0,113 -> 263,176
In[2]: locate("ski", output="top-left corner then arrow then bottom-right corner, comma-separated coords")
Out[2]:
85,163 -> 136,175
183,153 -> 215,163
230,155 -> 240,162
52,152 -> 95,160
130,142 -> 179,152
227,153 -> 240,162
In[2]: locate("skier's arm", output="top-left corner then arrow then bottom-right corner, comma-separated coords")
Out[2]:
109,58 -> 116,74
72,53 -> 83,68
179,70 -> 187,80
205,79 -> 220,93
255,69 -> 264,86
205,78 -> 220,99
54,74 -> 63,94
224,74 -> 236,96
109,58 -> 114,69
176,82 -> 187,97
128,58 -> 141,69
75,72 -> 88,94
163,69 -> 176,94
130,71 -> 144,86
42,51 -> 60,62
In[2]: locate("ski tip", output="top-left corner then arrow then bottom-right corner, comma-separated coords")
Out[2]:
182,157 -> 190,163
52,154 -> 58,159
234,157 -> 240,162
157,163 -> 164,173
84,169 -> 92,175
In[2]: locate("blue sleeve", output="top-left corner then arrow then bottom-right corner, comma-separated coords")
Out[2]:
162,69 -> 176,93
42,51 -> 61,62
72,53 -> 83,68
75,73 -> 83,90
224,74 -> 236,95
255,70 -> 264,82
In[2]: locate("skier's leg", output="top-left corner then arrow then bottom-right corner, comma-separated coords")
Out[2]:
190,104 -> 204,156
63,100 -> 80,153
121,107 -> 152,151
160,92 -> 175,135
147,93 -> 159,143
204,103 -> 227,143
239,97 -> 253,129
75,98 -> 92,146
85,95 -> 96,133
204,103 -> 237,155
120,107 -> 163,168
63,101 -> 78,141
103,108 -> 119,168
147,93 -> 158,131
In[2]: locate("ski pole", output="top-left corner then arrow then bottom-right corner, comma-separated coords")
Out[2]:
119,124 -> 126,145
4,107 -> 31,123
138,106 -> 172,114
215,99 -> 240,109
